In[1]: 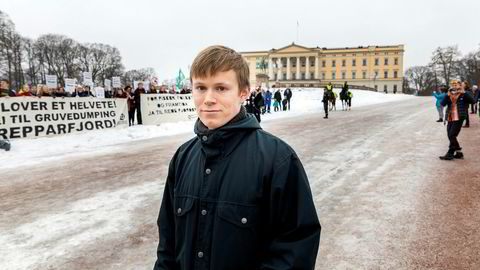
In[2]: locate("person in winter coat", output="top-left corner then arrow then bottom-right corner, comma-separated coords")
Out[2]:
439,80 -> 475,160
253,87 -> 264,122
433,86 -> 447,122
463,81 -> 473,128
347,90 -> 353,110
153,45 -> 321,270
283,87 -> 292,110
274,88 -> 282,111
0,79 -> 11,151
17,85 -> 33,96
264,88 -> 272,113
123,86 -> 135,126
134,83 -> 146,124
473,85 -> 479,115
322,90 -> 330,119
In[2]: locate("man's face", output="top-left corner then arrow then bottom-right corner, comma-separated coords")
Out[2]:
0,81 -> 8,89
456,83 -> 462,90
139,83 -> 144,89
192,70 -> 248,129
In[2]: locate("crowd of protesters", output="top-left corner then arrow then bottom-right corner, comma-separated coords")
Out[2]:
0,78 -> 193,127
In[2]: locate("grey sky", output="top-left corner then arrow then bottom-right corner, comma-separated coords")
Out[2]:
1,0 -> 479,80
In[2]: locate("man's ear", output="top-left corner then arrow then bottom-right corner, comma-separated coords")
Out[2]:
240,87 -> 249,101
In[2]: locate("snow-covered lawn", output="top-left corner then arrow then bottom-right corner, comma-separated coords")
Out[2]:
0,89 -> 415,170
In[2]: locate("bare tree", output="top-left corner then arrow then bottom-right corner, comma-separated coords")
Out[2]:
123,68 -> 156,86
431,45 -> 461,84
405,65 -> 436,95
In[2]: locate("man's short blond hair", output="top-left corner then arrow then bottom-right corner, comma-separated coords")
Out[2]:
190,45 -> 250,91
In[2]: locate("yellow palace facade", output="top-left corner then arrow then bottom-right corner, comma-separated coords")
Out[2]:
240,43 -> 404,93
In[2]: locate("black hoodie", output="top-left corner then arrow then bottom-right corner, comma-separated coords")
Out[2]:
154,110 -> 321,270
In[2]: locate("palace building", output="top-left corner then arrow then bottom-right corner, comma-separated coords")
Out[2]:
240,43 -> 404,93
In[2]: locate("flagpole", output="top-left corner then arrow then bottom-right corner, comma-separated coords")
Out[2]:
296,20 -> 299,43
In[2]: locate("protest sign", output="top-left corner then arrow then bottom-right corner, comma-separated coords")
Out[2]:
140,94 -> 196,125
0,97 -> 128,139
46,75 -> 57,89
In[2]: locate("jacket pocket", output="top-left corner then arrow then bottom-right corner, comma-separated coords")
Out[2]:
217,204 -> 258,229
173,196 -> 194,217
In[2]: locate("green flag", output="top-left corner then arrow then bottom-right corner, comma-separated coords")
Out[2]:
176,69 -> 185,90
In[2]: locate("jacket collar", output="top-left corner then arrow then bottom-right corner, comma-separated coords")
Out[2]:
194,106 -> 261,159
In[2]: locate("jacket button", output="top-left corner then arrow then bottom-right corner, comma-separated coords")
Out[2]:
177,208 -> 182,214
198,251 -> 204,258
201,209 -> 207,215
205,168 -> 211,175
241,218 -> 247,224
202,136 -> 208,142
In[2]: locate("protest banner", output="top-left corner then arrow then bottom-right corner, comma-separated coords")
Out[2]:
0,97 -> 128,140
112,77 -> 121,88
46,75 -> 57,89
144,80 -> 150,91
140,94 -> 197,125
64,78 -> 76,94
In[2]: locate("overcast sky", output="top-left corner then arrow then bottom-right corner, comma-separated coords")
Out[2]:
1,0 -> 479,80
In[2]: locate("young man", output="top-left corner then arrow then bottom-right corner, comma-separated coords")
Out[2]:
154,45 -> 320,270
439,80 -> 475,160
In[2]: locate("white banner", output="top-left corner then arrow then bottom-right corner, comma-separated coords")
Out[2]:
46,75 -> 57,89
141,94 -> 197,125
112,77 -> 121,88
64,78 -> 76,93
83,72 -> 93,86
0,97 -> 128,139
104,79 -> 111,91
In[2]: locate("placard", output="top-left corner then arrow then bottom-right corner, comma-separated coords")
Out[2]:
140,94 -> 197,125
46,75 -> 57,89
64,78 -> 76,93
112,77 -> 121,88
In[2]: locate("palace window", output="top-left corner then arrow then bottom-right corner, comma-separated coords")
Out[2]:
322,60 -> 326,67
363,59 -> 367,66
384,58 -> 389,65
375,58 -> 379,66
384,71 -> 388,78
310,72 -> 314,79
283,73 -> 287,80
352,71 -> 356,79
342,60 -> 346,67
394,58 -> 398,65
310,59 -> 315,67
332,60 -> 336,67
394,85 -> 398,92
394,71 -> 398,78
301,73 -> 305,80
332,72 -> 336,80
384,85 -> 388,92
375,85 -> 378,90
292,73 -> 296,80
322,73 -> 326,80
363,71 -> 367,79
342,72 -> 346,79
352,59 -> 356,66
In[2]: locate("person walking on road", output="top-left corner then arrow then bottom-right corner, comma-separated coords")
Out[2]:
439,80 -> 475,160
283,87 -> 292,110
322,90 -> 330,119
433,85 -> 447,122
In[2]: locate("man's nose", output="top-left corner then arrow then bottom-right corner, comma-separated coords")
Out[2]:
204,89 -> 216,105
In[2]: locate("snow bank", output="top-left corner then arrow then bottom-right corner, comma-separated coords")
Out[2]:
0,89 -> 415,170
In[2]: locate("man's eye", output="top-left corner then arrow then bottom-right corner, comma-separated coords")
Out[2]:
216,87 -> 226,91
195,86 -> 206,91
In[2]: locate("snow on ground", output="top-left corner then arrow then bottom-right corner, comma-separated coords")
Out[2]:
0,89 -> 415,170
